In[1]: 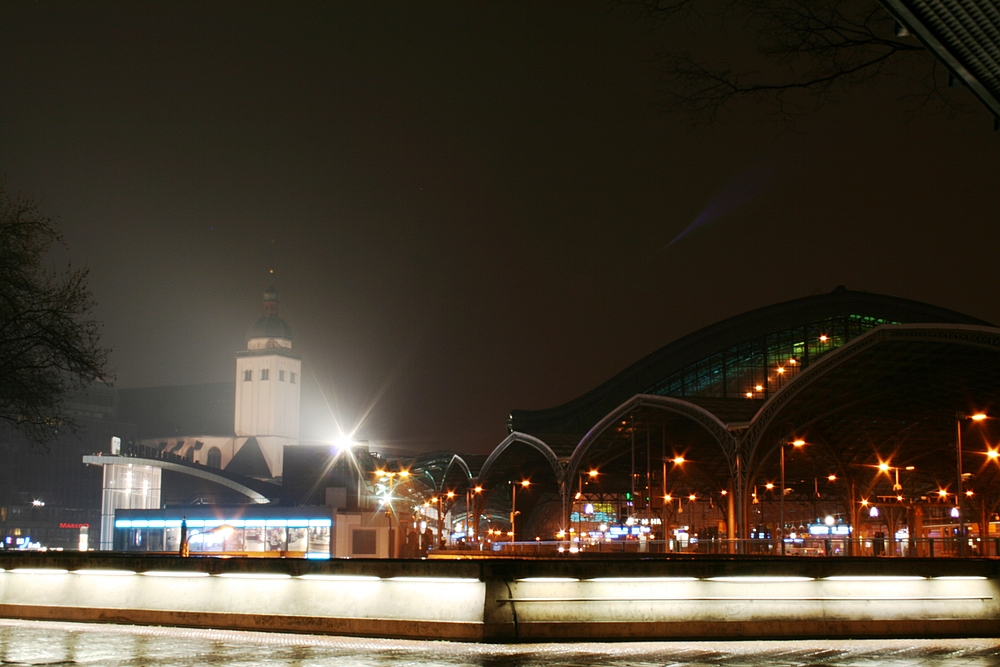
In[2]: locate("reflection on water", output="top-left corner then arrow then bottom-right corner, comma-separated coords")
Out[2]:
0,619 -> 998,667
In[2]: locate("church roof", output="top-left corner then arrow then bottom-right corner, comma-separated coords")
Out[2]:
247,314 -> 294,341
225,436 -> 274,478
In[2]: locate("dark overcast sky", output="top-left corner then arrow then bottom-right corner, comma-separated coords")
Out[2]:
1,2 -> 998,455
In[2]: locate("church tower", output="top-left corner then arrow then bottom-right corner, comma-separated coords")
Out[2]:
234,271 -> 301,443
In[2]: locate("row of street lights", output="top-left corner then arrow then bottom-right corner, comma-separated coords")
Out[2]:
360,411 -> 994,550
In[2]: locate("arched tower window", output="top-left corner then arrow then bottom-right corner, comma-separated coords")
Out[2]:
207,447 -> 222,469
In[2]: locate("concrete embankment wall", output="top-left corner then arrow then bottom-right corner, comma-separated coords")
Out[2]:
0,553 -> 996,642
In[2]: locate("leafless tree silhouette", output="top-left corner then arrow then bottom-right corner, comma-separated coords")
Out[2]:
0,181 -> 112,445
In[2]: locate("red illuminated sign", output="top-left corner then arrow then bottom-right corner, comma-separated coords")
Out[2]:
59,523 -> 89,529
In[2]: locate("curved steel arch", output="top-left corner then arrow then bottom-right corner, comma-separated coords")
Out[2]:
442,454 -> 473,487
82,456 -> 273,503
565,394 -> 739,483
476,432 -> 563,488
742,323 -> 1000,458
736,323 -> 1000,537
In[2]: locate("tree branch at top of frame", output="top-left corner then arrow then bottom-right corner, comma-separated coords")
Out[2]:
625,0 -> 970,124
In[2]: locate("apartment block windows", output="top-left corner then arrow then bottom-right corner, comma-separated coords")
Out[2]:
261,369 -> 270,380
290,372 -> 297,384
279,370 -> 285,381
243,369 -> 252,381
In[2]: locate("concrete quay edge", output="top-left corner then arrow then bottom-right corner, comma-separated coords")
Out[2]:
0,553 -> 996,642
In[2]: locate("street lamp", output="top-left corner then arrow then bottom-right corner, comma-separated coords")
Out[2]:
510,480 -> 530,543
466,485 -> 483,543
179,521 -> 235,557
957,413 -> 988,555
661,456 -> 685,543
780,439 -> 806,556
375,469 -> 410,555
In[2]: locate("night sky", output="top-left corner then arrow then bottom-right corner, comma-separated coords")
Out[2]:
2,2 -> 998,455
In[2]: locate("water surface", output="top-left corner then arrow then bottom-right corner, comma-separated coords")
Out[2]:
0,619 -> 998,666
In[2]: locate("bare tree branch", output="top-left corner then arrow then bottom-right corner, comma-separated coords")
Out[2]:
0,180 -> 113,446
630,0 -> 966,123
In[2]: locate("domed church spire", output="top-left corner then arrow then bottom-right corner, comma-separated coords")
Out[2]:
235,255 -> 301,453
263,268 -> 279,316
246,266 -> 293,343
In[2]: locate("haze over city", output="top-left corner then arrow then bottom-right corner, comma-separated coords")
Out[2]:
2,1 -> 996,455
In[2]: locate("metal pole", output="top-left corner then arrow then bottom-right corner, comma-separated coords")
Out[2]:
956,416 -> 965,556
630,423 -> 636,513
662,427 -> 668,543
662,456 -> 668,543
780,444 -> 786,556
646,427 -> 651,513
510,482 -> 517,544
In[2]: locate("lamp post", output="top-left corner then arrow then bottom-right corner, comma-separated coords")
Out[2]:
466,485 -> 483,543
179,522 -> 235,557
662,456 -> 684,545
474,485 -> 483,544
956,413 -> 988,555
375,468 -> 409,556
780,440 -> 806,556
511,480 -> 530,543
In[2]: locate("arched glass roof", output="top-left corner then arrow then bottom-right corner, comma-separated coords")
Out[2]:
509,287 -> 990,447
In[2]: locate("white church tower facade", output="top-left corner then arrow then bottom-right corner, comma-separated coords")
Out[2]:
233,272 -> 301,475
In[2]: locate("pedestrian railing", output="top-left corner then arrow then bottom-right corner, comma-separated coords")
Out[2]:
454,536 -> 1000,557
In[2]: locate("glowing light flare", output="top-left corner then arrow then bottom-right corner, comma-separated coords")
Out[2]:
588,470 -> 599,478
755,385 -> 763,392
966,490 -> 975,497
688,494 -> 696,501
828,474 -> 837,482
765,482 -> 774,490
745,392 -> 753,398
938,489 -> 949,498
333,435 -> 355,452
971,413 -> 989,421
792,439 -> 805,447
819,334 -> 828,342
672,456 -> 685,465
986,449 -> 1000,461
520,480 -> 531,488
777,367 -> 785,374
474,486 -> 483,493
878,462 -> 890,473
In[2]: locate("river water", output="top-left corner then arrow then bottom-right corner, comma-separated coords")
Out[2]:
0,619 -> 998,666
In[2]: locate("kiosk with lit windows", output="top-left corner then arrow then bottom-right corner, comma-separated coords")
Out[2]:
113,506 -> 332,558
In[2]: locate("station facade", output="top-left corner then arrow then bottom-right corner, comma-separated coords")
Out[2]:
460,287 -> 1000,553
